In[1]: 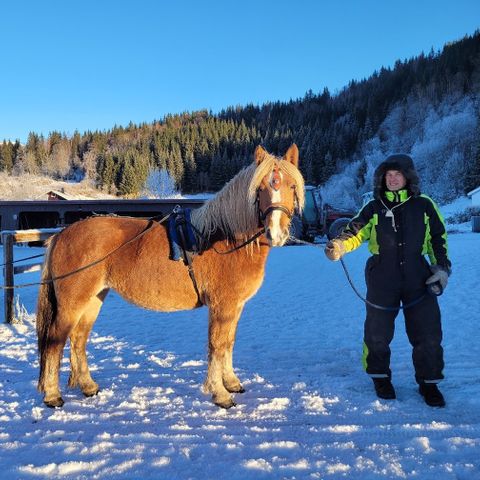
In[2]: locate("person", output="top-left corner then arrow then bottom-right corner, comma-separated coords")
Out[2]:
325,154 -> 451,407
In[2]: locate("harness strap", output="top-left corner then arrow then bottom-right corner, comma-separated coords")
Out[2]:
175,219 -> 202,304
260,204 -> 293,221
211,228 -> 265,255
1,214 -> 171,290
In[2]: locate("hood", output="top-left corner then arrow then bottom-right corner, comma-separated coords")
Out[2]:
373,154 -> 420,200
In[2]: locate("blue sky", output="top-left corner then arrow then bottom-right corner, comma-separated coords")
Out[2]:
1,0 -> 479,143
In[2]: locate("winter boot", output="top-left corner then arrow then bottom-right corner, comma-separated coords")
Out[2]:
419,383 -> 445,407
373,378 -> 396,399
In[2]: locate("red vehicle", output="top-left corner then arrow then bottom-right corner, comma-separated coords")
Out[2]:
290,185 -> 356,242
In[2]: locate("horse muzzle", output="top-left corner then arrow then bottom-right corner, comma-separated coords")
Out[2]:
265,226 -> 290,246
261,205 -> 293,247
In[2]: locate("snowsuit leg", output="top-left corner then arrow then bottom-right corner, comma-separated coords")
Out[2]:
402,259 -> 444,384
363,256 -> 401,378
363,255 -> 445,382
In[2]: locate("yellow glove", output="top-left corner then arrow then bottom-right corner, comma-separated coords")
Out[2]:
325,239 -> 345,261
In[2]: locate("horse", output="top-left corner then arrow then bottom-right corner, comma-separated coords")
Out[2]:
36,144 -> 305,409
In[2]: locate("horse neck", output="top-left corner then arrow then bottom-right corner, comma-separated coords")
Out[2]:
190,167 -> 261,250
191,212 -> 265,254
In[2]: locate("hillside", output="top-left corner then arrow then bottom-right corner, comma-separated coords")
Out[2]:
0,173 -> 116,201
1,31 -> 479,202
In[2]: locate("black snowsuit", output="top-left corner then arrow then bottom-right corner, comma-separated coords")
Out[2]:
339,155 -> 451,384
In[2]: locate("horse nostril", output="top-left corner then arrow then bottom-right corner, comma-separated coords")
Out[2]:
265,229 -> 272,241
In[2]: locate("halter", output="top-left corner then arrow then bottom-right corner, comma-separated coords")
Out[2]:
258,203 -> 294,222
256,166 -> 297,226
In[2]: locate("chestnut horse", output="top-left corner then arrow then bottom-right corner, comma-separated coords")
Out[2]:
36,144 -> 304,409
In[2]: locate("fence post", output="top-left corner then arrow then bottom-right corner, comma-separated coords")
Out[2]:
472,216 -> 480,233
2,233 -> 14,324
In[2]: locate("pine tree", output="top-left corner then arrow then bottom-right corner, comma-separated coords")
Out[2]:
98,153 -> 117,193
0,141 -> 14,173
118,160 -> 138,197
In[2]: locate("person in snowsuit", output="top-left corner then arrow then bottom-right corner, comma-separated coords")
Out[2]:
325,154 -> 451,407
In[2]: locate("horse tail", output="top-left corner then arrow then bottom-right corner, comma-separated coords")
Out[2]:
36,234 -> 59,392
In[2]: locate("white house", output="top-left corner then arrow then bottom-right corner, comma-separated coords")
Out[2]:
467,186 -> 480,207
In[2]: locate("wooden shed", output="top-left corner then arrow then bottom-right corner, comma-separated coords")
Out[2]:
467,186 -> 480,207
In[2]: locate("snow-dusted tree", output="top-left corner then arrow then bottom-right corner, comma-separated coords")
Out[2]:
47,139 -> 70,178
142,168 -> 180,198
81,147 -> 98,183
319,159 -> 364,210
411,96 -> 478,202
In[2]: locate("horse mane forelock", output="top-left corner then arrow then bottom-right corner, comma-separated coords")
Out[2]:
191,154 -> 305,249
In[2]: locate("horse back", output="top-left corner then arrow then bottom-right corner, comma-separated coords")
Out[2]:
50,216 -> 201,312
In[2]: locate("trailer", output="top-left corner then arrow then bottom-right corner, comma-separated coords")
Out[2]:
0,198 -> 206,239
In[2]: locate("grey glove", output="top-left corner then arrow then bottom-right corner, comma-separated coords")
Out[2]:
426,264 -> 449,295
325,239 -> 346,262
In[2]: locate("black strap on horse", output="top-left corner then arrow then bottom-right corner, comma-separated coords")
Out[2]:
0,213 -> 171,290
169,208 -> 202,303
210,228 -> 266,255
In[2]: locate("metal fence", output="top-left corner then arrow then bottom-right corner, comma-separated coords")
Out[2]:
1,228 -> 61,324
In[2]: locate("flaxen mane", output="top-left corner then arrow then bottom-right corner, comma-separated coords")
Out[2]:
191,153 -> 305,250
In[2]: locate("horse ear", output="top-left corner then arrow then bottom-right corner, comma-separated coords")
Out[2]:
254,145 -> 267,165
284,144 -> 299,167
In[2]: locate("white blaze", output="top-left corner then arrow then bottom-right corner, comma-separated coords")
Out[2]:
268,171 -> 285,245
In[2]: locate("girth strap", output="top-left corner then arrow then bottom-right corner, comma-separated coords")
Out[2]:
175,219 -> 202,304
167,207 -> 202,305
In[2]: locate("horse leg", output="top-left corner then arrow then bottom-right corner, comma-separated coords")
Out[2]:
204,304 -> 243,408
68,290 -> 108,397
222,303 -> 245,394
40,308 -> 80,408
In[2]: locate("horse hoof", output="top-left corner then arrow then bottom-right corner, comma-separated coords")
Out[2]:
44,397 -> 64,408
227,385 -> 245,394
214,398 -> 237,409
83,388 -> 100,398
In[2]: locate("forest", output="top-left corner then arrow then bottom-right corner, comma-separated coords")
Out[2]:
1,31 -> 479,204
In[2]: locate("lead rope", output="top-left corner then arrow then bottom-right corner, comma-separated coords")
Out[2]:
338,257 -> 427,311
288,235 -> 427,311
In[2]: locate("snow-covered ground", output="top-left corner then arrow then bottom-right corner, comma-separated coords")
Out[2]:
1,227 -> 479,479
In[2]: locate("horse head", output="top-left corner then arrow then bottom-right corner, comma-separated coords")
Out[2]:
254,144 -> 304,247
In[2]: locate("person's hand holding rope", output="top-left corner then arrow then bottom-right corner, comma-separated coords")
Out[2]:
425,264 -> 449,296
325,239 -> 346,261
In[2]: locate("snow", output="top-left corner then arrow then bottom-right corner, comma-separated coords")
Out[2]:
0,229 -> 480,479
440,196 -> 471,218
440,196 -> 476,234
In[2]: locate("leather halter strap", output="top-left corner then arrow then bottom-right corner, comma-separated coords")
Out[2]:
259,204 -> 293,222
255,166 -> 297,226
